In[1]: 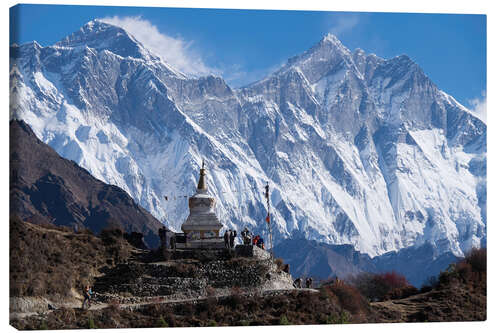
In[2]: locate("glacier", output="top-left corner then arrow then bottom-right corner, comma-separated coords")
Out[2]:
10,20 -> 486,257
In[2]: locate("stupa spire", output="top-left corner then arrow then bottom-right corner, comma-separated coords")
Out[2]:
197,159 -> 207,192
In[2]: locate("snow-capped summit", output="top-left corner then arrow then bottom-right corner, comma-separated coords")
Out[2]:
10,22 -> 486,258
56,20 -> 157,61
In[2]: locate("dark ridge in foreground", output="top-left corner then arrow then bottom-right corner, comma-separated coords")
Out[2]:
10,119 -> 163,247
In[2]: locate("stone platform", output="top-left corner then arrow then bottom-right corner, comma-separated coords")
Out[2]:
235,245 -> 271,260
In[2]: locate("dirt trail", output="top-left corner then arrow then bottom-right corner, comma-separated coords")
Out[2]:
11,287 -> 318,321
85,287 -> 318,311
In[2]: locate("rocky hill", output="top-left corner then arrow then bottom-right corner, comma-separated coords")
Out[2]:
10,119 -> 163,247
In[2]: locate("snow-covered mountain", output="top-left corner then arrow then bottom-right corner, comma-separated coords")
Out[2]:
10,20 -> 486,257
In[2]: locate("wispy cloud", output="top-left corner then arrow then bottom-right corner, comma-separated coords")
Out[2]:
327,13 -> 361,37
468,90 -> 487,123
99,16 -> 216,77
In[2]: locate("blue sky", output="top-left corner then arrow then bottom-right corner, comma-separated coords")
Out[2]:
10,4 -> 486,115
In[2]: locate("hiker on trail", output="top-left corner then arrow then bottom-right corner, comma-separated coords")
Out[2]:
252,235 -> 259,246
306,277 -> 312,288
224,230 -> 230,248
229,230 -> 236,248
294,278 -> 302,288
159,226 -> 167,249
82,285 -> 93,309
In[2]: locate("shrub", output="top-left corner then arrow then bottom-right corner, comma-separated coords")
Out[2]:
465,248 -> 486,273
207,320 -> 217,327
337,311 -> 350,324
239,319 -> 250,326
456,261 -> 473,282
157,316 -> 168,327
39,320 -> 48,330
436,248 -> 487,288
279,315 -> 290,325
351,271 -> 411,301
328,281 -> 367,314
88,317 -> 96,329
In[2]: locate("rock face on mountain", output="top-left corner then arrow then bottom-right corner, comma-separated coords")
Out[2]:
10,20 -> 486,258
10,119 -> 163,247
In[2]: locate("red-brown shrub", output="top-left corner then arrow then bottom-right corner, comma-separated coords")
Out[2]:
326,281 -> 367,314
351,271 -> 411,301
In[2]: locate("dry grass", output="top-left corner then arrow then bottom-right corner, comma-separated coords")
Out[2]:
10,216 -> 133,298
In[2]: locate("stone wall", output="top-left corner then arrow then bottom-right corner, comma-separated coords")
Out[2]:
235,245 -> 271,260
93,254 -> 292,300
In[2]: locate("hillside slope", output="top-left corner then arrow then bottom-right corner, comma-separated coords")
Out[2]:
10,119 -> 163,247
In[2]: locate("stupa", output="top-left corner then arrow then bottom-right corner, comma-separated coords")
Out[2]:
180,160 -> 223,247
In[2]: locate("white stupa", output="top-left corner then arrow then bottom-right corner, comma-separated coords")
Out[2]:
181,160 -> 223,241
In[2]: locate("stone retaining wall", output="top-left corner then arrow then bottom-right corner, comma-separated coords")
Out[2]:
94,255 -> 291,299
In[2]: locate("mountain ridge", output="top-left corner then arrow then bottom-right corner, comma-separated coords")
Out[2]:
10,20 -> 486,259
10,119 -> 164,247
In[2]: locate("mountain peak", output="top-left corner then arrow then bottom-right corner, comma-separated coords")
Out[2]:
56,20 -> 157,61
321,33 -> 341,45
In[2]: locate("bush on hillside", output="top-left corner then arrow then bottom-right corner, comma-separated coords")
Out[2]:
437,248 -> 486,288
324,280 -> 367,314
351,271 -> 412,301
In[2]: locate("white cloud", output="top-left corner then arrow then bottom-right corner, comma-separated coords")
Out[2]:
327,13 -> 360,37
99,16 -> 216,76
468,91 -> 487,123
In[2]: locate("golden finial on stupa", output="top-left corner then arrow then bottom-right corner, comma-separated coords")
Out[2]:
197,159 -> 206,191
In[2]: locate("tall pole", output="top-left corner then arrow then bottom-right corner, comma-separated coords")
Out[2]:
265,182 -> 273,257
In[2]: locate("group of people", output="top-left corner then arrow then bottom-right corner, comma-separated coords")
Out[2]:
224,229 -> 237,249
293,277 -> 313,289
157,224 -> 268,250
240,227 -> 252,245
239,227 -> 265,249
252,234 -> 265,249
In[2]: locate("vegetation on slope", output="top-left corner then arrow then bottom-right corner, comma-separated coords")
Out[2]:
10,216 -> 133,298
